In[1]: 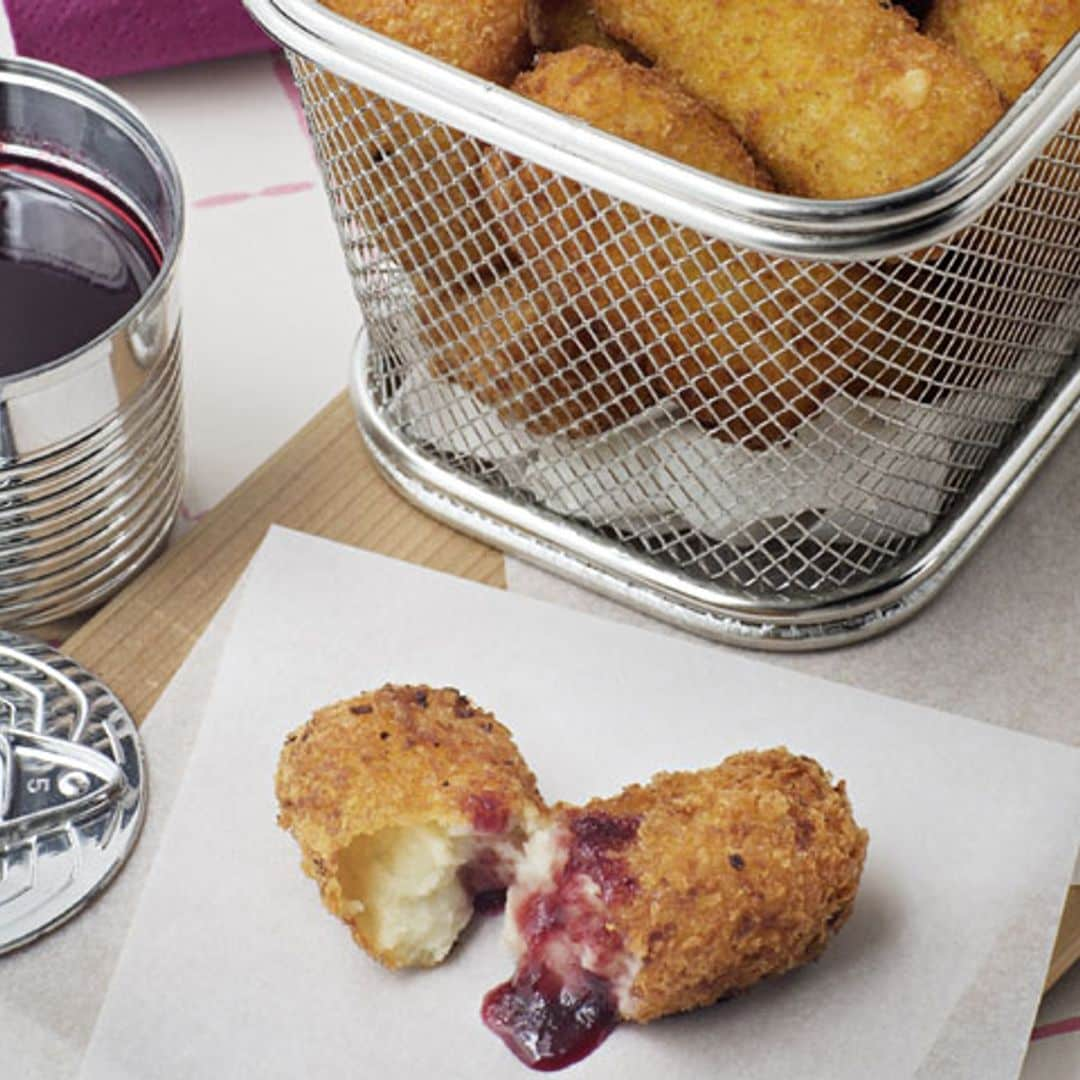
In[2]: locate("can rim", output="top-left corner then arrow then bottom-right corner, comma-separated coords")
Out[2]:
245,0 -> 1079,258
0,56 -> 185,394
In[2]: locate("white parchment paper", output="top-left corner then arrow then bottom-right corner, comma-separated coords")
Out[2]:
78,528 -> 1080,1079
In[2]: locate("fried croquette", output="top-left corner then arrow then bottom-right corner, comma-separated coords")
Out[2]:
508,46 -> 770,190
315,80 -> 509,291
321,0 -> 531,85
486,48 -> 909,446
314,0 -> 531,291
483,748 -> 868,1068
423,264 -> 663,437
276,685 -> 545,969
527,0 -> 639,57
925,0 -> 1080,104
592,0 -> 1004,198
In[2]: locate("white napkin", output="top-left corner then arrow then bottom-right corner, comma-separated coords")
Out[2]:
389,363 -> 970,544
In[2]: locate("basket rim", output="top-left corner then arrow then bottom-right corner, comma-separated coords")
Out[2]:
245,0 -> 1080,258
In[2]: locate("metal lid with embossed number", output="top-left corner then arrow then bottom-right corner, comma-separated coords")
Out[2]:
0,632 -> 145,954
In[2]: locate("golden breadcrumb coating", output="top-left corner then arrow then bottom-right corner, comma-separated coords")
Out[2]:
321,0 -> 531,85
926,0 -> 1080,104
508,46 -> 770,190
276,685 -> 545,968
424,265 -> 662,437
511,749 -> 868,1023
592,0 -> 1004,198
528,0 -> 640,57
486,48 -> 915,446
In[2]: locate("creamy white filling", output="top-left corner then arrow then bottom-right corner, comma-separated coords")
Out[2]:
339,824 -> 474,965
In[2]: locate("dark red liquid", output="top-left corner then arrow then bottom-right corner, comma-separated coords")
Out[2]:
0,161 -> 161,376
482,964 -> 618,1072
472,888 -> 507,915
482,813 -> 642,1071
463,791 -> 510,834
565,813 -> 641,906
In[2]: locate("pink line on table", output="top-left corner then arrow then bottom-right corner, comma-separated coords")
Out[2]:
192,181 -> 315,211
261,181 -> 316,197
1031,1015 -> 1080,1042
194,192 -> 252,209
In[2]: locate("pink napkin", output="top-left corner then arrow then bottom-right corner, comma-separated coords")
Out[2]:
5,0 -> 275,80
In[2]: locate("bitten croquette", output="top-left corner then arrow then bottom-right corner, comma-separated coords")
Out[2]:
278,686 -> 868,1069
276,685 -> 545,968
503,748 -> 868,1024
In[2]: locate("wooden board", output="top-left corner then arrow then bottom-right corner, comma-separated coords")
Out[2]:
63,392 -> 503,721
60,388 -> 1079,992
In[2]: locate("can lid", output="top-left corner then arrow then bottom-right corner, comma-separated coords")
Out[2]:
0,633 -> 146,954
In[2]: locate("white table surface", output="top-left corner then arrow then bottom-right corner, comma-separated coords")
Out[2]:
0,32 -> 1075,1075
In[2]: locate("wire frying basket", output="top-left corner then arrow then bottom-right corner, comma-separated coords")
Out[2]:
248,0 -> 1080,648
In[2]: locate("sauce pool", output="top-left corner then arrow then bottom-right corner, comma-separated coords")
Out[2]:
0,161 -> 161,376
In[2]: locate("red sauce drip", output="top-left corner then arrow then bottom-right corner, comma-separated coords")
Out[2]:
463,792 -> 510,834
481,813 -> 641,1070
461,845 -> 512,901
482,964 -> 618,1071
566,812 -> 641,905
472,888 -> 507,915
569,813 -> 640,851
518,888 -> 565,940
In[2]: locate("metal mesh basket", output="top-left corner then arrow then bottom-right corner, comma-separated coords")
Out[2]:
247,0 -> 1080,647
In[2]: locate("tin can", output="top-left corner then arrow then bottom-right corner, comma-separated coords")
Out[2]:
0,57 -> 185,625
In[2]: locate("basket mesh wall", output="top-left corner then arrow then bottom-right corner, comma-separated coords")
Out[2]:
290,54 -> 1080,605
